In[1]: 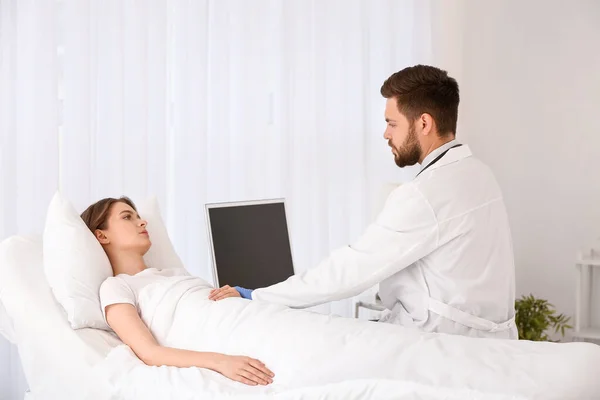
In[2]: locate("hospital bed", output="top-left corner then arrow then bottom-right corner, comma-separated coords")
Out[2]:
2,235 -> 600,400
0,235 -> 120,399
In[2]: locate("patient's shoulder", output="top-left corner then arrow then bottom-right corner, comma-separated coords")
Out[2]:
99,276 -> 135,299
100,274 -> 127,286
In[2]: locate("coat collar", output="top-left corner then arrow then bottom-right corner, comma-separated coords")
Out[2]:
420,139 -> 459,170
420,143 -> 472,175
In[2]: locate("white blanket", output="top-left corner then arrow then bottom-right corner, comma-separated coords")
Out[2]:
94,283 -> 600,399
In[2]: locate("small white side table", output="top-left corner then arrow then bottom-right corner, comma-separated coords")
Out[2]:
354,291 -> 386,320
573,248 -> 600,341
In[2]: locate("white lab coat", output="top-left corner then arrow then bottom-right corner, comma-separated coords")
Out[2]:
252,144 -> 517,339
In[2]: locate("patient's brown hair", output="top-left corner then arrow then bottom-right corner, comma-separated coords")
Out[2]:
81,196 -> 137,232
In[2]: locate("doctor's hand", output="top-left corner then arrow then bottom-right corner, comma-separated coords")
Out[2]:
214,354 -> 275,386
208,285 -> 240,301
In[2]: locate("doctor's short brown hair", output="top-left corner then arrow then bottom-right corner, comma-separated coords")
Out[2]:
381,65 -> 459,136
81,196 -> 137,232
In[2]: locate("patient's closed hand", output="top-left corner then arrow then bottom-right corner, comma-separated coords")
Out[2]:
209,285 -> 241,301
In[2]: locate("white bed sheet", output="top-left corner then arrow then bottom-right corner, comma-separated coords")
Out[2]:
93,277 -> 600,400
98,345 -> 531,400
3,235 -> 600,400
95,325 -> 600,400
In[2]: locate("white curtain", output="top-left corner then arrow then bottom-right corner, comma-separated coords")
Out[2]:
1,0 -> 59,398
0,1 -> 432,398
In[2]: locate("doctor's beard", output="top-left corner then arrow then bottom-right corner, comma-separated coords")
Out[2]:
391,123 -> 422,168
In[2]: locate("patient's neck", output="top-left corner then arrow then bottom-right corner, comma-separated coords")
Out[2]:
107,250 -> 148,277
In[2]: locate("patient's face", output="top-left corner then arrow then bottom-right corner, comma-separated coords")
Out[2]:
97,202 -> 151,254
383,97 -> 422,168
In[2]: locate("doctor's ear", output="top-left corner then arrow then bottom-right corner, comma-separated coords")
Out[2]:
419,113 -> 435,136
95,229 -> 110,245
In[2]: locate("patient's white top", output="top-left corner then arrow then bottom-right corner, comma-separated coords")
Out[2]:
99,267 -> 212,324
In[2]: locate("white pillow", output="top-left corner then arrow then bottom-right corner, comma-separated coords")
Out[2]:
43,193 -> 113,330
138,195 -> 185,271
43,192 -> 184,331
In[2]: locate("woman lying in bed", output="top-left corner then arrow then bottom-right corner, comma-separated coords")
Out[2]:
82,196 -> 276,386
81,196 -> 536,393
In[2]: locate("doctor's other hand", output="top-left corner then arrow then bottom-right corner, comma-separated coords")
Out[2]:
208,285 -> 240,301
215,355 -> 275,386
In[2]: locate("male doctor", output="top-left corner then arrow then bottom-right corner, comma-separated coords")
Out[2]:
209,65 -> 517,340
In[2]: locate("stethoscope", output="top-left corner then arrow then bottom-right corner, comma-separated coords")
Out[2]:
415,144 -> 462,178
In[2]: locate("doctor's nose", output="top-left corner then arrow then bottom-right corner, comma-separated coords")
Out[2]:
139,219 -> 148,228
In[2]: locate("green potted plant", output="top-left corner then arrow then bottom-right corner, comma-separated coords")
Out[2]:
515,294 -> 572,341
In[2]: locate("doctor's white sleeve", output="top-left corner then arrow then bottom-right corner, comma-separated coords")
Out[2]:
252,183 -> 439,308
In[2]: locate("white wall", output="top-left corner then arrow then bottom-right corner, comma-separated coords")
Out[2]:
458,0 -> 600,334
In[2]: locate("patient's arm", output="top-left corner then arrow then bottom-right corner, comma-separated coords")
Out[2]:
105,303 -> 274,386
